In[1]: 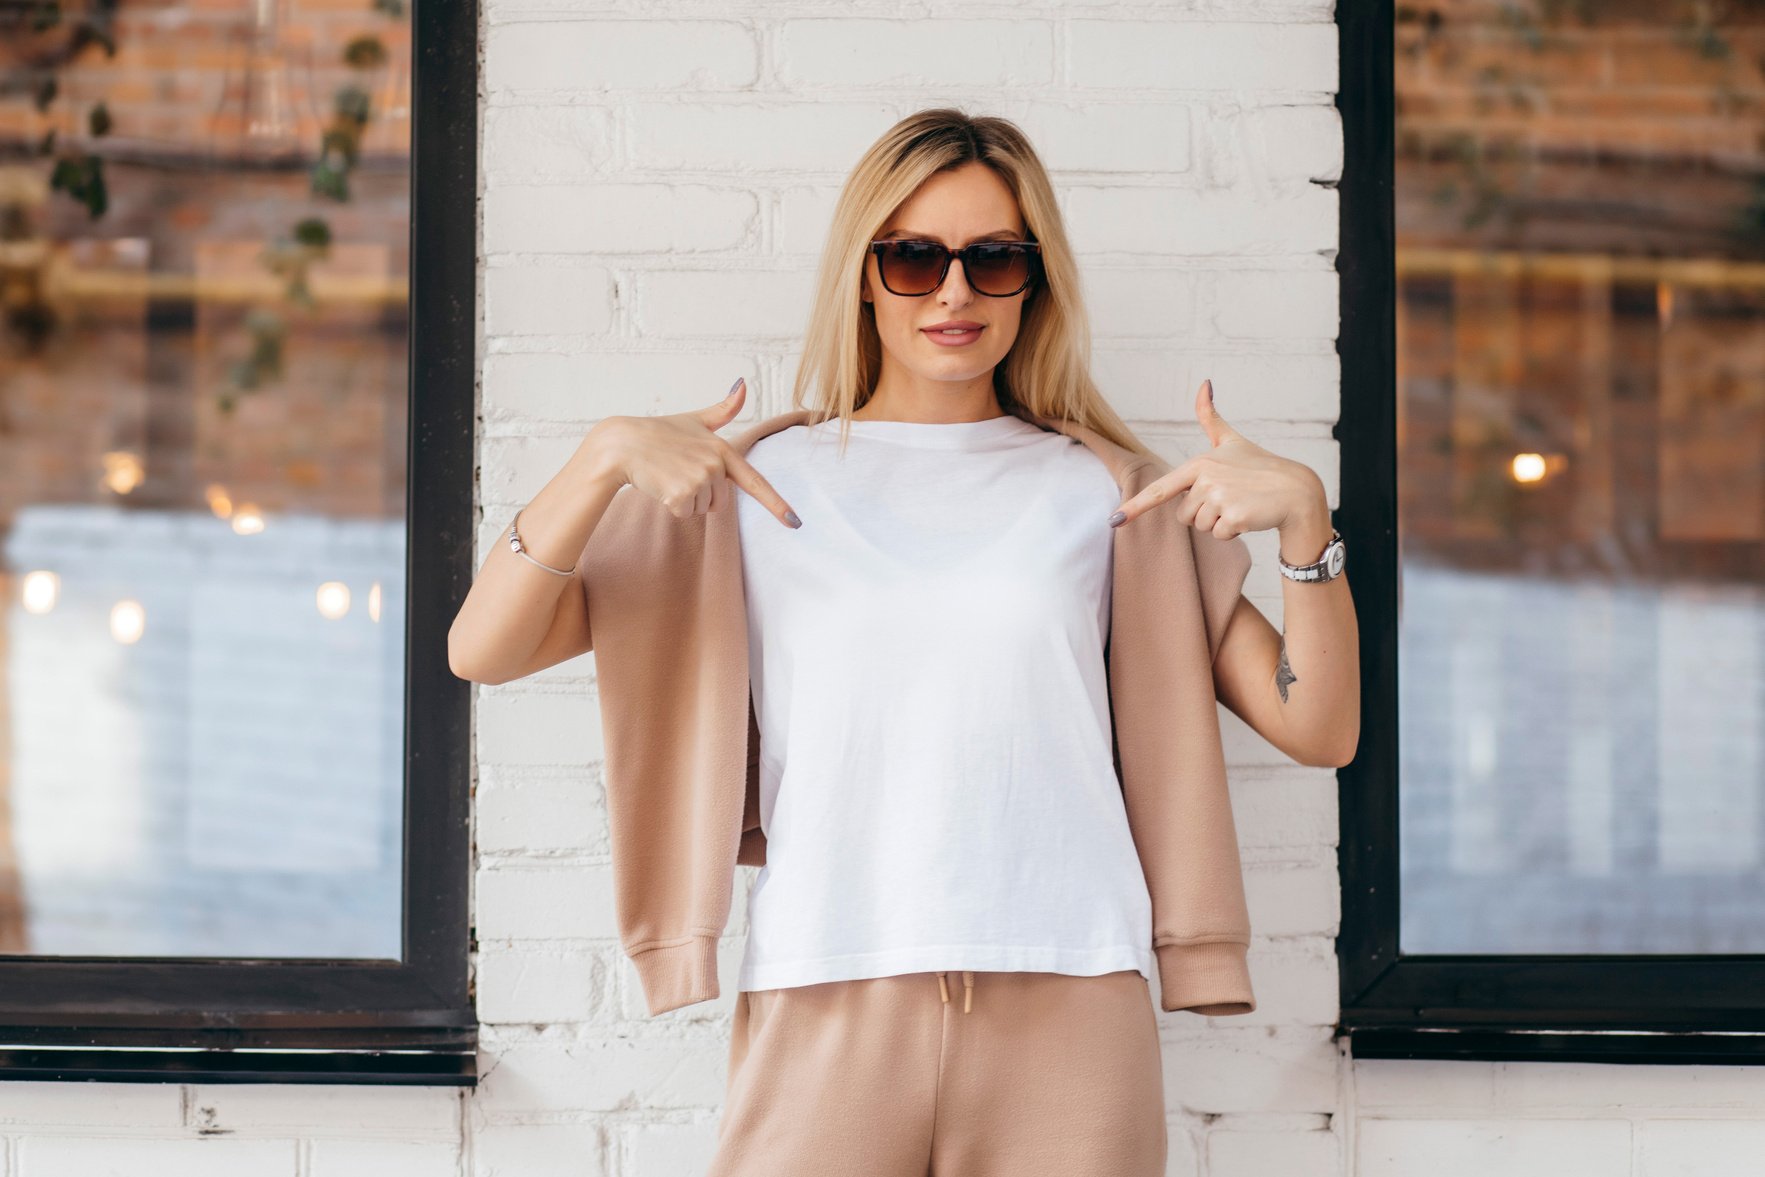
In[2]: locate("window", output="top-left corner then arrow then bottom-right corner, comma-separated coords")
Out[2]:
0,0 -> 477,1083
1337,0 -> 1765,1062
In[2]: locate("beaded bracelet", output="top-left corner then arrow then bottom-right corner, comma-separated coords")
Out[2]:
507,508 -> 576,576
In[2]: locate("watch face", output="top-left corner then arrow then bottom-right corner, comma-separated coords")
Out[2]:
1325,542 -> 1345,576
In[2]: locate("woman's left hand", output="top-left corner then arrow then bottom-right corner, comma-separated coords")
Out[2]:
1107,379 -> 1327,540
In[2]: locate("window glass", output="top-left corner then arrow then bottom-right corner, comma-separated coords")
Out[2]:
1396,1 -> 1765,954
0,0 -> 410,957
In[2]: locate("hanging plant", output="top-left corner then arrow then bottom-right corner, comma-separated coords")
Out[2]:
224,0 -> 399,398
1,0 -> 120,221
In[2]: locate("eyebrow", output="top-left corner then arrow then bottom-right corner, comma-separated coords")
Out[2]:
880,229 -> 1022,244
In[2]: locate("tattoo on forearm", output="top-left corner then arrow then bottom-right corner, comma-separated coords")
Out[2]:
1275,639 -> 1297,703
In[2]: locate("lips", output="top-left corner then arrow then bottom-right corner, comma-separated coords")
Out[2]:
922,324 -> 985,347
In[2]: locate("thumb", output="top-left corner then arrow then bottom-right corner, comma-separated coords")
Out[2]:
1195,378 -> 1239,448
696,376 -> 747,430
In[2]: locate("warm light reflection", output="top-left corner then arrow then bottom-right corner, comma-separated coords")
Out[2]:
110,599 -> 146,644
316,581 -> 351,619
21,570 -> 60,614
101,451 -> 145,495
368,580 -> 382,623
1510,452 -> 1549,484
231,504 -> 266,535
205,483 -> 235,518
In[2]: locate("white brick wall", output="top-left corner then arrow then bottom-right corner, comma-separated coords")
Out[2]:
7,4 -> 1759,1176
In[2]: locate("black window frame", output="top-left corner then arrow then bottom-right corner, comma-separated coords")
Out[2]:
1335,0 -> 1765,1065
0,0 -> 480,1085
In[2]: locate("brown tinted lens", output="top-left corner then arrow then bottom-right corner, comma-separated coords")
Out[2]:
879,241 -> 947,293
964,243 -> 1032,294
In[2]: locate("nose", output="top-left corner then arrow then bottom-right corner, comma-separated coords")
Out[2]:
936,971 -> 975,1013
936,258 -> 974,303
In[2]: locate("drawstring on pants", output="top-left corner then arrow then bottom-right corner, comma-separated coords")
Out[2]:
936,971 -> 974,1013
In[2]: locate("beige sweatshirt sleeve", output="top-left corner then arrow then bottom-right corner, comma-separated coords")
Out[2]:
1109,460 -> 1257,1017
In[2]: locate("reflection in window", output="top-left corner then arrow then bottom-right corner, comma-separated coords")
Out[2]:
0,0 -> 410,957
1395,2 -> 1765,954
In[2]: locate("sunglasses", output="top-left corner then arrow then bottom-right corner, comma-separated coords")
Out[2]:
868,238 -> 1043,298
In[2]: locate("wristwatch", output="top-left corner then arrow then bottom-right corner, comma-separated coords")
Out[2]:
1277,528 -> 1345,583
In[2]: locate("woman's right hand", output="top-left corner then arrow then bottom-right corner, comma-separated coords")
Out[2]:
588,378 -> 802,528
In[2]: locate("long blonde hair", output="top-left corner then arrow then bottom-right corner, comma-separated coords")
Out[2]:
790,106 -> 1157,462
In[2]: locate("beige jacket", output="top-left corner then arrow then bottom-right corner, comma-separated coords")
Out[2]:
576,406 -> 1256,1017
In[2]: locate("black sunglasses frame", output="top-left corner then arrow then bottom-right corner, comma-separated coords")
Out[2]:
867,239 -> 1043,298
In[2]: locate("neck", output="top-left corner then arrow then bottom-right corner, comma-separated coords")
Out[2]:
855,377 -> 1002,424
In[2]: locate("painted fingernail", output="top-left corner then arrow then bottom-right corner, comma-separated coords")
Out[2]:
784,510 -> 802,528
1107,510 -> 1126,528
1207,380 -> 1215,404
728,377 -> 743,399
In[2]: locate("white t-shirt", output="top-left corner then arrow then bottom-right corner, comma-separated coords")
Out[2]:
732,412 -> 1157,991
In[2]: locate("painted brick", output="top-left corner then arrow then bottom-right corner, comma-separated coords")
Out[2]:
482,105 -> 615,179
1156,1028 -> 1340,1114
483,185 -> 757,255
1068,185 -> 1338,257
1222,938 -> 1341,1028
1357,1119 -> 1633,1177
626,1121 -> 720,1177
475,863 -> 618,940
476,944 -> 602,1024
0,1084 -> 180,1128
475,688 -> 604,767
1353,1058 -> 1499,1110
1212,269 -> 1340,340
308,1140 -> 463,1177
634,269 -> 819,339
1209,1128 -> 1339,1177
476,775 -> 606,856
1234,104 -> 1345,184
485,266 -> 617,338
17,1137 -> 298,1177
471,1123 -> 606,1177
484,21 -> 757,93
778,20 -> 1054,88
1638,1120 -> 1765,1177
184,1085 -> 457,1133
473,1037 -> 727,1115
480,351 -> 761,425
1245,860 -> 1341,939
626,102 -> 900,172
1069,22 -> 1338,93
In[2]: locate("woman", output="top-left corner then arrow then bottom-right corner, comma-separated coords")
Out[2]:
450,108 -> 1358,1177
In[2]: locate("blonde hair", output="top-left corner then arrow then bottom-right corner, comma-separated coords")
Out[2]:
789,106 -> 1157,461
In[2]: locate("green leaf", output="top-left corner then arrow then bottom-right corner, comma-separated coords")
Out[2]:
344,35 -> 388,69
333,85 -> 371,126
292,217 -> 333,248
88,101 -> 112,137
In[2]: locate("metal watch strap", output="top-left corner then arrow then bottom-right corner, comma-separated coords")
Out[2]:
1277,528 -> 1344,583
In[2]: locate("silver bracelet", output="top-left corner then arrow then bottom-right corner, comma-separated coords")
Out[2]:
507,508 -> 576,576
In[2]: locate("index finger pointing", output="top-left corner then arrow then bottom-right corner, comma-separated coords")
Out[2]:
721,447 -> 802,528
1108,465 -> 1196,528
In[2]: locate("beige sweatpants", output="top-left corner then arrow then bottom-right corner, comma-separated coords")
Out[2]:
704,968 -> 1167,1177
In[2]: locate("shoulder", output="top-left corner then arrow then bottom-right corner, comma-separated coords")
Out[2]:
742,423 -> 814,467
1039,430 -> 1121,496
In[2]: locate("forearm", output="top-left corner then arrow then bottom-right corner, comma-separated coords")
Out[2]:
1269,495 -> 1360,767
447,423 -> 626,684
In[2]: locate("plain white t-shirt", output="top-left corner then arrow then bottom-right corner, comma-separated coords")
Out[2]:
732,412 -> 1157,991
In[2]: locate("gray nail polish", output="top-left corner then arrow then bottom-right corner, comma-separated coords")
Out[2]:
727,377 -> 742,399
784,510 -> 802,529
1107,511 -> 1126,528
